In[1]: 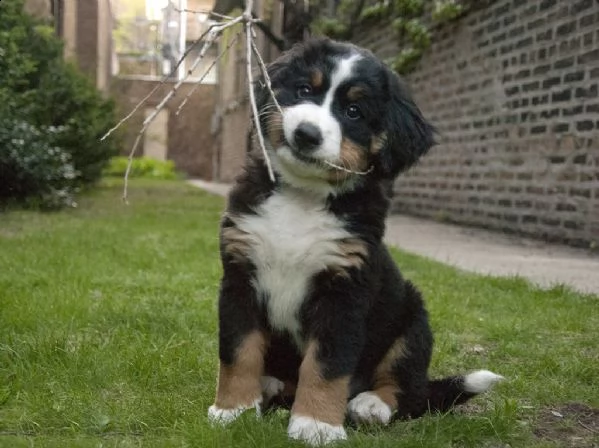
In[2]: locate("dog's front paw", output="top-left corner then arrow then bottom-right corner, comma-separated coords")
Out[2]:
288,415 -> 347,445
347,392 -> 392,425
208,399 -> 261,425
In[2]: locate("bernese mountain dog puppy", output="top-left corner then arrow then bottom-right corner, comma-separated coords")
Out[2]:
208,38 -> 503,445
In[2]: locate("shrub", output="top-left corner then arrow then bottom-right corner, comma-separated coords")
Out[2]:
103,157 -> 180,180
31,61 -> 120,184
0,0 -> 120,209
0,114 -> 78,209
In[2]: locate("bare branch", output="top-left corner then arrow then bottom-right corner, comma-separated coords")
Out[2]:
171,6 -> 234,20
101,21 -> 224,142
251,40 -> 283,115
115,0 -> 288,202
176,31 -> 242,117
121,15 -> 246,201
122,133 -> 143,204
324,160 -> 374,175
244,5 -> 276,182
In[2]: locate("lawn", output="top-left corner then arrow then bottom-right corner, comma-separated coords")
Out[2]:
1,179 -> 597,448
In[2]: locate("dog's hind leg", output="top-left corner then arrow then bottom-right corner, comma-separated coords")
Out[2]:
347,337 -> 408,425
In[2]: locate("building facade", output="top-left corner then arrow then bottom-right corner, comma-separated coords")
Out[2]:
25,0 -> 114,92
354,0 -> 599,246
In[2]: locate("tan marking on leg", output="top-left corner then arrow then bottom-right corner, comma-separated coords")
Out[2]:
221,224 -> 253,262
370,132 -> 387,154
371,337 -> 408,410
347,86 -> 366,101
214,331 -> 267,409
311,70 -> 323,89
291,341 -> 350,426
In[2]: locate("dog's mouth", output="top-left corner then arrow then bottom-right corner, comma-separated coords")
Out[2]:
289,146 -> 325,167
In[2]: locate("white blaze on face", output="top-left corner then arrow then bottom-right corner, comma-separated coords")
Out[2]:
281,54 -> 361,162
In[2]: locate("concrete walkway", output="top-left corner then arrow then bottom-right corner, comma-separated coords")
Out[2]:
188,180 -> 599,295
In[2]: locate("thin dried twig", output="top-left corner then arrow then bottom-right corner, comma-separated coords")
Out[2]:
121,16 -> 246,202
324,161 -> 374,175
101,22 -> 222,143
250,40 -> 283,115
171,6 -> 234,20
578,419 -> 598,433
176,31 -> 242,116
112,0 -> 287,202
244,7 -> 275,182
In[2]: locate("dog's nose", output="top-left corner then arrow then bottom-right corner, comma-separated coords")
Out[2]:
293,122 -> 322,151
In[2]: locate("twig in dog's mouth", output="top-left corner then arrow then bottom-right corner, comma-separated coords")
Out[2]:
323,161 -> 374,175
288,146 -> 374,176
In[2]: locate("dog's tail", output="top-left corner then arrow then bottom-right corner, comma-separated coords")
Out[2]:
424,370 -> 504,415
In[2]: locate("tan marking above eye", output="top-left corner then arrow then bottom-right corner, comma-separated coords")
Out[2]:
311,70 -> 324,89
347,86 -> 367,101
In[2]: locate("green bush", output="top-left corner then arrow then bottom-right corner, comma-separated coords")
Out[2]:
0,111 -> 79,208
0,0 -> 120,209
31,61 -> 120,184
104,157 -> 180,180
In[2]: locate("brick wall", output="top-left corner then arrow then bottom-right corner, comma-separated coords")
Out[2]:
112,78 -> 217,178
355,0 -> 599,247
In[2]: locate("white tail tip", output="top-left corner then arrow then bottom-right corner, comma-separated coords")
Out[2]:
463,370 -> 505,394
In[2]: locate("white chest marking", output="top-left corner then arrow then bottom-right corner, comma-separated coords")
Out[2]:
235,191 -> 352,346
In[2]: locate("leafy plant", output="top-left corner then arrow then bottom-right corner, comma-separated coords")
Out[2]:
312,18 -> 350,39
432,0 -> 465,22
0,113 -> 78,209
313,0 -> 470,74
103,157 -> 180,180
0,0 -> 120,208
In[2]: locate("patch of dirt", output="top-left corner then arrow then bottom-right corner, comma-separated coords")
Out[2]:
534,403 -> 599,447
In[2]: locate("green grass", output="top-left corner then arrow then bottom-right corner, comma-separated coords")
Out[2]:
1,179 -> 597,447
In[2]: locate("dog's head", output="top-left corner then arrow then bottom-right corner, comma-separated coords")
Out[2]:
255,38 -> 435,194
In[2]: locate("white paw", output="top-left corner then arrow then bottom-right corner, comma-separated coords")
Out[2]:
288,415 -> 347,446
260,376 -> 285,401
207,399 -> 261,425
463,370 -> 505,393
347,392 -> 392,425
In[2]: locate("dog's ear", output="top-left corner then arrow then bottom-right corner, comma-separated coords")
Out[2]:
377,67 -> 436,179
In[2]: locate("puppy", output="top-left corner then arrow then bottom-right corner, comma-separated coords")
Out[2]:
208,38 -> 502,445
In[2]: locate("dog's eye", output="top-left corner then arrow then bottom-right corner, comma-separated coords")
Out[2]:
297,84 -> 312,98
346,104 -> 362,120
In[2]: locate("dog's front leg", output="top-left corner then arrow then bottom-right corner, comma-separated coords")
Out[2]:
288,287 -> 367,445
208,262 -> 266,424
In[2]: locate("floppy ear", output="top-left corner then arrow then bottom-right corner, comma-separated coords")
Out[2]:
377,67 -> 436,179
